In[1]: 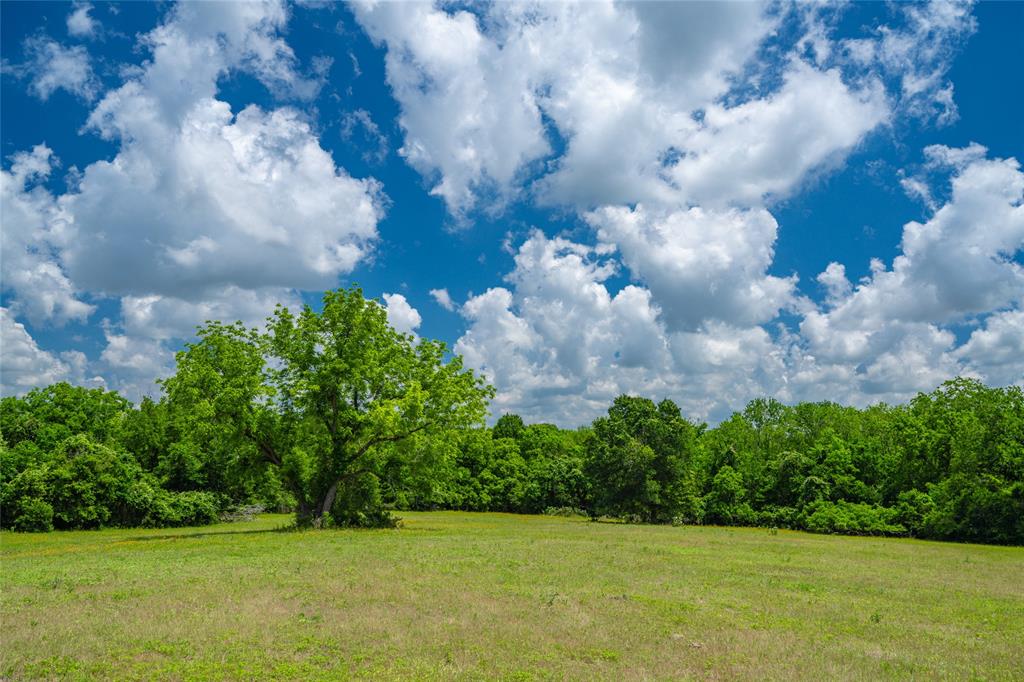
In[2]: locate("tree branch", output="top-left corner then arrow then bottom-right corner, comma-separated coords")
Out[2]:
244,426 -> 282,466
353,422 -> 432,460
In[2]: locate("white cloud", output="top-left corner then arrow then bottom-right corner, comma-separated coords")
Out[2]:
11,36 -> 99,101
956,310 -> 1024,387
449,229 -> 800,423
587,205 -> 797,330
2,2 -> 384,304
429,288 -> 455,312
94,287 -> 303,402
118,288 -> 301,342
2,1 -> 382,400
97,331 -> 172,402
817,262 -> 852,307
351,2 -> 906,216
841,0 -> 976,126
0,144 -> 93,325
66,99 -> 383,298
454,144 -> 1023,425
452,230 -> 811,424
58,3 -> 384,301
809,147 -> 1023,337
341,108 -> 389,164
383,293 -> 421,336
0,308 -> 102,396
351,1 -> 551,216
352,1 -> 786,215
658,64 -> 888,208
536,60 -> 886,210
794,145 -> 1022,401
67,2 -> 99,39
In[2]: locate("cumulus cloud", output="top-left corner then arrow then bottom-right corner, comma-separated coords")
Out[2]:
350,1 -> 906,216
97,331 -> 173,402
67,2 -> 99,39
6,36 -> 99,101
809,146 -> 1023,337
2,1 -> 383,401
60,2 -> 383,301
0,308 -> 102,396
454,144 -> 1023,425
0,144 -> 93,325
67,100 -> 382,298
429,288 -> 455,311
351,1 -> 551,216
455,232 -> 669,422
353,3 -> 1010,423
383,293 -> 421,336
956,310 -> 1024,387
658,64 -> 888,207
348,0 -> 897,388
796,145 -> 1022,398
587,205 -> 797,331
451,231 -> 812,424
352,1 -> 787,215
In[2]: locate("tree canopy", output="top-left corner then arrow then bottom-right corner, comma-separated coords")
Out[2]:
161,287 -> 493,527
1,289 -> 1020,545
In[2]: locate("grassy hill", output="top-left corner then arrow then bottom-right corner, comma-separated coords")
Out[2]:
3,512 -> 1022,680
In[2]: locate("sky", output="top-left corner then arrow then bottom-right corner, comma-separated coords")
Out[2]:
1,0 -> 1022,426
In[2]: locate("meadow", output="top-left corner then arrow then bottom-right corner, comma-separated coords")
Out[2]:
2,512 -> 1023,681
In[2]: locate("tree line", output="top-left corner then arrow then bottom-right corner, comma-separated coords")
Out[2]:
2,288 -> 1021,545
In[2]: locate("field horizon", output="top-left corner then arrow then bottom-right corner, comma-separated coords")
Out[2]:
3,511 -> 1023,680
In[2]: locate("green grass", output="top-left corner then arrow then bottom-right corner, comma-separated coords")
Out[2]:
2,512 -> 1023,680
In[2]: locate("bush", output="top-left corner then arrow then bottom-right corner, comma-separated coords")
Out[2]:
755,505 -> 800,529
802,501 -> 906,536
0,438 -> 224,531
543,506 -> 587,517
328,473 -> 399,528
168,491 -> 221,526
895,489 -> 935,536
921,475 -> 1024,545
704,466 -> 756,525
2,465 -> 53,532
10,497 -> 54,532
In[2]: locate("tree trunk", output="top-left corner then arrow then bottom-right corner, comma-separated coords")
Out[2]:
296,499 -> 318,527
318,480 -> 341,525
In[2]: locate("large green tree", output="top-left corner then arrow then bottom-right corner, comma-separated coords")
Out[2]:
584,396 -> 703,523
162,287 -> 493,527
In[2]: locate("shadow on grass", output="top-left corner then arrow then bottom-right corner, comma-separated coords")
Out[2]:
126,526 -> 298,542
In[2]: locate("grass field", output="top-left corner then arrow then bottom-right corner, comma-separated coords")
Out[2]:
2,512 -> 1023,680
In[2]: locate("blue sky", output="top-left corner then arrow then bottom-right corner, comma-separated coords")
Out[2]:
2,0 -> 1022,425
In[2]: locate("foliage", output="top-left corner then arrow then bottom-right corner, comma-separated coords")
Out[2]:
584,396 -> 702,523
1,297 -> 1020,546
801,500 -> 906,536
161,287 -> 493,527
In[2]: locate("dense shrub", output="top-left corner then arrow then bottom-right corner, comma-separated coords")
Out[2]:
327,472 -> 398,529
11,497 -> 54,532
894,489 -> 935,536
802,501 -> 906,536
0,434 -> 224,531
754,505 -> 801,529
921,475 -> 1024,544
2,376 -> 1021,544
